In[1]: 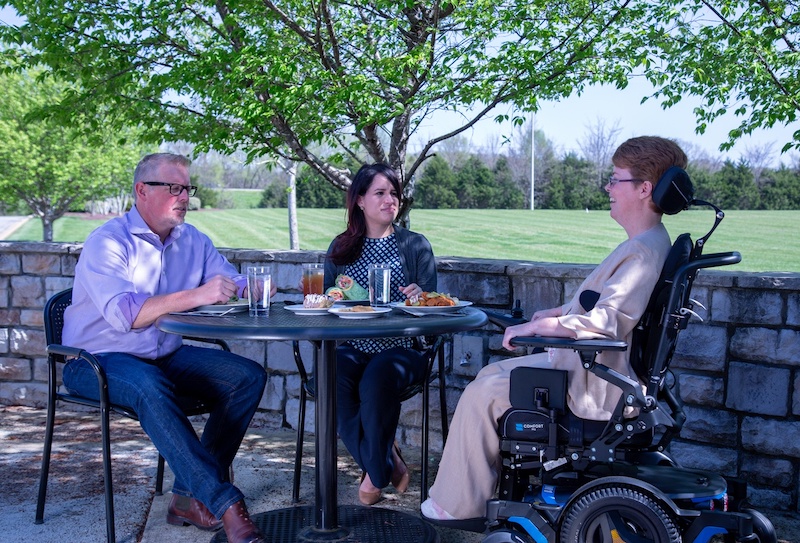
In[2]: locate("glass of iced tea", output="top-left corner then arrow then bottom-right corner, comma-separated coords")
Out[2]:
302,263 -> 324,296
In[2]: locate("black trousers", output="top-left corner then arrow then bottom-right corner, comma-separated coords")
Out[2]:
336,343 -> 427,488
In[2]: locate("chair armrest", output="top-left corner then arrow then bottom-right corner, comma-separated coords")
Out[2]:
482,309 -> 527,329
509,336 -> 628,352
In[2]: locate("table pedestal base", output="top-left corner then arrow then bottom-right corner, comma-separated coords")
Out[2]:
209,505 -> 439,543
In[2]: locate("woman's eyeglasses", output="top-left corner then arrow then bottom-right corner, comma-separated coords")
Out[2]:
607,175 -> 643,187
142,181 -> 198,197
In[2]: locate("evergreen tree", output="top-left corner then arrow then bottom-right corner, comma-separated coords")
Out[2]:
492,156 -> 526,209
760,165 -> 800,209
415,155 -> 459,209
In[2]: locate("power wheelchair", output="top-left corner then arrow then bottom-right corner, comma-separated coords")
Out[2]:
470,168 -> 776,543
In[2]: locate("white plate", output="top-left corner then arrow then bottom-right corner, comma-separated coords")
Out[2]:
192,302 -> 249,314
284,304 -> 333,316
328,306 -> 392,319
390,300 -> 473,315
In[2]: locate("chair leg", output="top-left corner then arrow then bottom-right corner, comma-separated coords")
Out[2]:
438,344 -> 449,441
292,385 -> 307,503
34,396 -> 58,525
99,403 -> 116,543
421,378 -> 430,503
156,455 -> 165,495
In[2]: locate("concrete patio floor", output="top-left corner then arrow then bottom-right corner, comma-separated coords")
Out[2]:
1,405 -> 797,543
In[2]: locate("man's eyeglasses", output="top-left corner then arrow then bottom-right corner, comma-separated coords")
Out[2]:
607,175 -> 643,187
142,181 -> 198,197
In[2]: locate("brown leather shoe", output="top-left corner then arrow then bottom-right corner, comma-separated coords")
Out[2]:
222,500 -> 266,543
167,494 -> 222,531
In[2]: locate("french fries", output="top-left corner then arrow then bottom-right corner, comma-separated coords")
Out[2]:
405,291 -> 459,307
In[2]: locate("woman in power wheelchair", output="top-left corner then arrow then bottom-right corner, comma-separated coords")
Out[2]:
421,136 -> 776,543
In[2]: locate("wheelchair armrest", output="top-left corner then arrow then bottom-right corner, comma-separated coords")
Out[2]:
509,336 -> 628,352
482,308 -> 527,329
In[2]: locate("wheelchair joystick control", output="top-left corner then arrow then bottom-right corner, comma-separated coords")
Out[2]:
511,299 -> 523,319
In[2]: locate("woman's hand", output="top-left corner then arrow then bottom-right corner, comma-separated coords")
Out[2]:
399,282 -> 423,299
502,306 -> 571,350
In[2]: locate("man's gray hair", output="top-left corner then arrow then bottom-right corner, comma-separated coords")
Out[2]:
132,153 -> 191,194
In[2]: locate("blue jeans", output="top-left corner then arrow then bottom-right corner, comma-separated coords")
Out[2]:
336,344 -> 427,488
63,345 -> 267,519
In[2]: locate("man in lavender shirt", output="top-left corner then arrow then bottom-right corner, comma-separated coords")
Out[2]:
62,153 -> 269,543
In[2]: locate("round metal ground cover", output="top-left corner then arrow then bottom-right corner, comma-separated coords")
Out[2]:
209,505 -> 439,543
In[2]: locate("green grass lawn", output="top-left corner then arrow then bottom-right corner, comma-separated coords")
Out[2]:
8,208 -> 799,272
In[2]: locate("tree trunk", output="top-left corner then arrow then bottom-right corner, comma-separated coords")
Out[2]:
286,160 -> 299,250
41,217 -> 54,242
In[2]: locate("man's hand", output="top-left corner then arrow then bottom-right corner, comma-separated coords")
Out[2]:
196,275 -> 239,306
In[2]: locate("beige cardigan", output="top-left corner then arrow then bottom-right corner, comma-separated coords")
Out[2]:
554,223 -> 672,420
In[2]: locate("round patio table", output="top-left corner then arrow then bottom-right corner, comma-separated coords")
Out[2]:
156,302 -> 488,543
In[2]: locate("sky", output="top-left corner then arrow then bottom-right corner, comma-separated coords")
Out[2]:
413,78 -> 799,167
3,6 -> 797,167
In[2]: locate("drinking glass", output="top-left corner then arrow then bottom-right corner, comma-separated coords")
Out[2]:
247,266 -> 271,316
368,264 -> 392,307
302,263 -> 325,296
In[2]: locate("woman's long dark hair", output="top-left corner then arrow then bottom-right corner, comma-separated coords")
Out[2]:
328,163 -> 402,265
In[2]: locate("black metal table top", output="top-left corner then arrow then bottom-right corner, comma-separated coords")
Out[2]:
156,303 -> 488,341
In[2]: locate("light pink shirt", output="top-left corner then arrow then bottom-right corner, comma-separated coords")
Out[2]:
63,206 -> 244,358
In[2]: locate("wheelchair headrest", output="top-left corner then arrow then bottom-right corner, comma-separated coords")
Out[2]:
652,166 -> 695,215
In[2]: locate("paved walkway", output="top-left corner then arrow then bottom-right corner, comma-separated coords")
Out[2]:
0,215 -> 31,239
2,405 -> 797,543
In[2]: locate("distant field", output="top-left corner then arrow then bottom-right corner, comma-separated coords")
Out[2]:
8,208 -> 799,272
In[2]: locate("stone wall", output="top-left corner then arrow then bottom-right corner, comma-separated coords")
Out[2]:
1,241 -> 798,513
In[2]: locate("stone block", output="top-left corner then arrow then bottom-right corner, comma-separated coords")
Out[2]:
0,357 -> 32,380
266,340 -> 299,373
10,276 -> 44,308
713,288 -> 782,325
778,329 -> 800,367
20,309 -> 43,327
672,324 -> 728,372
0,382 -> 47,407
680,405 -> 738,446
452,334 -> 485,378
794,374 -> 800,416
0,253 -> 21,275
22,253 -> 61,275
745,487 -> 793,512
741,417 -> 800,457
677,372 -> 724,407
60,254 -> 79,277
0,328 -> 7,353
286,397 -> 315,433
726,361 -> 789,416
788,293 -> 800,326
512,277 -> 562,315
227,339 -> 265,365
10,328 -> 46,357
0,310 -> 21,327
32,357 -> 50,382
45,276 -> 73,299
730,327 -> 780,364
448,273 -> 509,306
741,453 -> 794,488
669,441 -> 737,476
261,373 -> 284,412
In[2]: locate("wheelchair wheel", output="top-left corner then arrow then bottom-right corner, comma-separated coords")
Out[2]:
560,485 -> 680,543
742,508 -> 777,543
483,528 -> 535,543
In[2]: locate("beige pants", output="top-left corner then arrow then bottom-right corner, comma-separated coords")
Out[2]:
429,351 -> 550,519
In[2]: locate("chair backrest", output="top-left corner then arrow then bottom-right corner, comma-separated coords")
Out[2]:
44,288 -> 73,347
628,233 -> 693,382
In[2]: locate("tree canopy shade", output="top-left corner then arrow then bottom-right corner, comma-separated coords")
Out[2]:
0,67 -> 148,241
0,0 -> 645,221
640,0 -> 800,153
